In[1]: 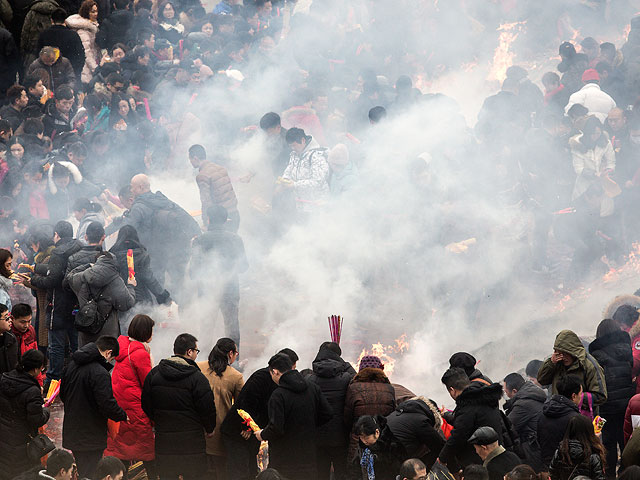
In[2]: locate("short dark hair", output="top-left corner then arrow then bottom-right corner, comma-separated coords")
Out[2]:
128,314 -> 155,342
67,141 -> 88,157
174,333 -> 198,355
96,336 -> 120,357
595,61 -> 611,75
463,464 -> 489,480
55,85 -> 74,101
619,466 -> 640,480
399,458 -> 427,479
319,341 -> 341,356
189,144 -> 206,160
206,205 -> 228,226
16,349 -> 45,372
260,112 -> 281,130
46,449 -> 75,476
277,347 -> 298,364
596,318 -> 621,338
613,305 -> 639,328
112,0 -> 128,9
556,374 -> 582,399
285,127 -> 308,145
354,415 -> 379,436
503,372 -> 525,391
542,71 -> 560,86
368,106 -> 387,123
23,118 -> 44,135
0,304 -> 7,314
441,367 -> 470,391
54,220 -> 74,239
11,303 -> 32,319
268,352 -> 293,373
105,73 -> 124,86
85,221 -> 105,244
0,119 -> 10,134
137,28 -> 154,43
600,42 -> 616,55
525,359 -> 543,378
51,8 -> 68,23
95,456 -> 125,480
6,85 -> 26,105
24,75 -> 41,91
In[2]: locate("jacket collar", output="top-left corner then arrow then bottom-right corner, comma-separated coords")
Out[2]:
483,445 -> 506,467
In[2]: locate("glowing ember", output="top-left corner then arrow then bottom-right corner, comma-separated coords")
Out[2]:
602,243 -> 640,284
355,334 -> 410,377
257,441 -> 269,471
487,21 -> 526,83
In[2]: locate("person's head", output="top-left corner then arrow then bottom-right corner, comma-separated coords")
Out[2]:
468,426 -> 500,460
79,0 -> 98,21
525,359 -> 543,384
118,185 -> 134,209
138,28 -> 155,49
188,144 -> 206,167
128,314 -> 154,343
39,46 -> 59,66
54,86 -> 75,115
6,85 -> 28,110
398,458 -> 427,480
462,464 -> 489,480
613,304 -> 640,328
541,71 -> 560,92
368,105 -> 387,124
600,42 -> 617,63
581,116 -> 604,146
130,174 -> 151,197
595,61 -> 611,82
582,68 -> 600,85
396,74 -> 413,94
581,37 -> 599,60
16,349 -> 45,378
503,372 -> 525,399
206,205 -> 228,228
94,456 -> 125,480
8,137 -> 24,161
504,464 -> 546,480
567,103 -> 589,122
0,304 -> 11,333
174,333 -> 199,360
85,221 -> 106,245
108,43 -> 126,64
607,107 -> 626,133
24,74 -> 45,99
51,162 -> 71,190
24,118 -> 44,137
0,119 -> 10,140
560,414 -> 605,463
619,466 -> 640,480
448,352 -> 477,377
277,348 -> 298,369
319,341 -> 341,356
441,367 -> 470,400
112,0 -> 128,10
72,197 -> 100,220
556,374 -> 583,405
359,355 -> 384,372
501,76 -> 519,95
268,352 -> 293,384
11,303 -> 32,333
105,73 -> 125,94
207,337 -> 239,377
159,0 -> 175,20
66,141 -> 88,167
354,415 -> 381,446
53,220 -> 73,243
46,449 -> 76,480
596,318 -> 621,338
96,336 -> 119,362
285,127 -> 310,154
0,248 -> 12,278
51,7 -> 68,24
259,112 -> 281,136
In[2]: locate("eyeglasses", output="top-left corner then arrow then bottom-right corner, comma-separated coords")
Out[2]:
191,348 -> 200,354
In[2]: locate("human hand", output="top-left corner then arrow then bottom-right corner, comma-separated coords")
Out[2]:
128,276 -> 137,287
241,429 -> 252,440
551,352 -> 564,364
254,430 -> 263,442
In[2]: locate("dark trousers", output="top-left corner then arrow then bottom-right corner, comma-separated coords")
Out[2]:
316,446 -> 348,480
223,434 -> 258,480
602,410 -> 625,478
74,450 -> 103,479
220,292 -> 240,346
47,326 -> 77,381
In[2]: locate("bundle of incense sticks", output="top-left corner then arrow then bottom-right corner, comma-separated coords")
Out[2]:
127,249 -> 135,280
328,315 -> 343,345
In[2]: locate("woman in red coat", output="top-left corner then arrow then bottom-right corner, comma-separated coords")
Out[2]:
105,314 -> 156,474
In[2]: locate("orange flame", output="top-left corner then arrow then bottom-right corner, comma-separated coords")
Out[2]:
487,21 -> 526,83
355,334 -> 410,377
257,441 -> 269,471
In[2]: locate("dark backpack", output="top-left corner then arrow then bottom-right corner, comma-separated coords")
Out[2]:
74,284 -> 111,334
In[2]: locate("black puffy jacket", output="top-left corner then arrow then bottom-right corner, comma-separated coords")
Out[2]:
308,348 -> 356,448
589,330 -> 635,415
0,331 -> 19,375
0,370 -> 50,480
64,245 -> 102,276
386,399 -> 445,471
504,381 -> 546,470
60,342 -> 127,452
141,356 -> 216,479
439,382 -> 504,471
110,242 -> 168,305
31,237 -> 82,330
537,395 -> 581,467
549,440 -> 605,480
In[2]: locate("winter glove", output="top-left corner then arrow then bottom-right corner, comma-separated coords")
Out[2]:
156,289 -> 172,305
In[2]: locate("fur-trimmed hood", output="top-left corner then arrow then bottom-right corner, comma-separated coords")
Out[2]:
351,367 -> 390,384
48,160 -> 83,195
65,13 -> 98,33
603,294 -> 640,319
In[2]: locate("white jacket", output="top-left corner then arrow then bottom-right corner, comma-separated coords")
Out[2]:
65,14 -> 99,84
282,138 -> 330,211
565,83 -> 616,122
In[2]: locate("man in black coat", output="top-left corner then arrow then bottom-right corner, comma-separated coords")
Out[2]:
60,336 -> 127,479
221,348 -> 299,480
141,333 -> 216,480
0,304 -> 19,374
439,368 -> 505,473
537,374 -> 582,467
308,342 -> 356,480
29,221 -> 81,385
386,398 -> 446,472
95,0 -> 133,50
469,427 -> 521,480
503,373 -> 546,471
255,353 -> 333,480
37,8 -> 85,79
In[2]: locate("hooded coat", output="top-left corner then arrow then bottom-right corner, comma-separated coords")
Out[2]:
0,370 -> 50,479
385,399 -> 446,471
344,368 -> 396,460
20,0 -> 60,66
30,236 -> 82,331
538,330 -> 608,406
141,355 -> 217,478
537,395 -> 581,467
549,440 -> 605,480
308,348 -> 356,448
438,382 -> 505,470
64,14 -> 98,83
261,369 -> 333,479
60,342 -> 127,452
588,330 -> 635,416
105,335 -> 154,461
67,253 -> 136,344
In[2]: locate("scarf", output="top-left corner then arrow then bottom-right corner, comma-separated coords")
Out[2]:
360,447 -> 375,480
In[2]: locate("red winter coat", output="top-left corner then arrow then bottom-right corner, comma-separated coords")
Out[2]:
625,394 -> 640,444
10,324 -> 43,386
105,335 -> 155,460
